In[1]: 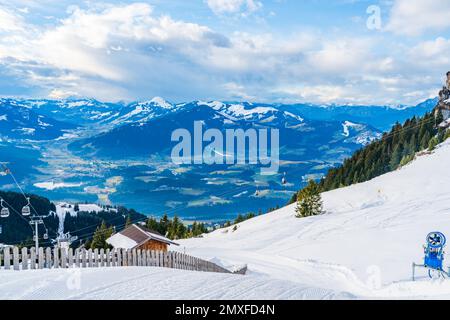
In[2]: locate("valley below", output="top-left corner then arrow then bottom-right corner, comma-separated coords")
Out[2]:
0,97 -> 436,222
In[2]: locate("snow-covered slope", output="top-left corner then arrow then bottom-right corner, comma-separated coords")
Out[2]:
175,140 -> 450,298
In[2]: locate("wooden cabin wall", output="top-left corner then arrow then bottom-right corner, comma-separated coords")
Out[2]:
138,240 -> 168,252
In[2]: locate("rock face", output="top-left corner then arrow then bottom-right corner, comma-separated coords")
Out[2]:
436,72 -> 450,126
447,71 -> 450,90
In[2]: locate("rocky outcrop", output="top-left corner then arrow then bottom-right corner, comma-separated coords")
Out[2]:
436,72 -> 450,127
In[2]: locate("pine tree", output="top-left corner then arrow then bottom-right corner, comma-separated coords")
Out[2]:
428,136 -> 439,151
146,217 -> 159,231
125,214 -> 132,228
389,145 -> 401,170
295,180 -> 323,218
90,221 -> 114,250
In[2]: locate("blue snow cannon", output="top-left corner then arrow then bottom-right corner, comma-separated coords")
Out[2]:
424,232 -> 446,270
413,232 -> 450,280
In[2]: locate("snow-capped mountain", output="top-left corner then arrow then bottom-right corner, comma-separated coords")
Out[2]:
69,101 -> 381,159
108,97 -> 179,126
21,98 -> 123,125
0,99 -> 77,140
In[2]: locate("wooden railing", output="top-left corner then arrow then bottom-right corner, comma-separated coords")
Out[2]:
0,247 -> 232,274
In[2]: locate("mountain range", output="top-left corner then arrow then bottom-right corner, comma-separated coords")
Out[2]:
0,97 -> 438,220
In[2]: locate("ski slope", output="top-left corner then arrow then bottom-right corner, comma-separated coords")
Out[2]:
0,141 -> 449,300
175,140 -> 450,298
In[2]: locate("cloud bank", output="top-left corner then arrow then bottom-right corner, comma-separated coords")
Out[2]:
0,1 -> 449,105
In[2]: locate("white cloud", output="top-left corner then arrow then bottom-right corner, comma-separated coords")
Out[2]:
0,2 -> 447,105
386,0 -> 450,36
0,7 -> 25,31
48,89 -> 79,99
206,0 -> 262,15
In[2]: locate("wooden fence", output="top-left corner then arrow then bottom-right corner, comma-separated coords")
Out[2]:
0,247 -> 232,274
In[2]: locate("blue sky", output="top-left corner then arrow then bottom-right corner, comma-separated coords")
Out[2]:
0,0 -> 449,105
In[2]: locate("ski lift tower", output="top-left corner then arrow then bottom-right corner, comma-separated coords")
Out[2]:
0,162 -> 49,252
29,215 -> 48,252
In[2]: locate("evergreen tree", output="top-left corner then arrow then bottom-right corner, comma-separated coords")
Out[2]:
146,217 -> 159,232
389,145 -> 401,170
125,214 -> 132,228
89,221 -> 114,250
428,136 -> 439,151
295,180 -> 323,218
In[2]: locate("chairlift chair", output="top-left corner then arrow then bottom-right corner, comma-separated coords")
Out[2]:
0,199 -> 10,218
22,197 -> 31,216
281,172 -> 287,186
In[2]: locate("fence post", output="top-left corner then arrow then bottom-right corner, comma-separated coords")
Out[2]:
30,247 -> 36,270
117,249 -> 122,266
93,249 -> 98,267
154,251 -> 159,267
160,251 -> 165,267
13,247 -> 19,270
172,252 -> 177,269
68,248 -> 74,268
127,249 -> 132,267
45,247 -> 51,268
75,248 -> 80,268
142,250 -> 146,266
99,249 -> 104,267
131,249 -> 136,266
150,251 -> 155,267
4,247 -> 10,270
81,249 -> 86,268
54,248 -> 60,269
37,247 -> 44,269
137,249 -> 142,266
61,248 -> 67,268
21,247 -> 28,270
110,249 -> 115,267
88,249 -> 93,268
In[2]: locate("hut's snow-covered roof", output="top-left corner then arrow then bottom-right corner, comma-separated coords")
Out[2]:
106,224 -> 179,249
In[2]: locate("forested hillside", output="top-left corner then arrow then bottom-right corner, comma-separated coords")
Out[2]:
290,108 -> 449,203
319,109 -> 449,191
0,190 -> 146,246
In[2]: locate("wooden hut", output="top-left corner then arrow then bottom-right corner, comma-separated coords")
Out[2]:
106,224 -> 179,252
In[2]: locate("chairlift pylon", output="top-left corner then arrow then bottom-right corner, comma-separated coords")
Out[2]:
0,199 -> 10,218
